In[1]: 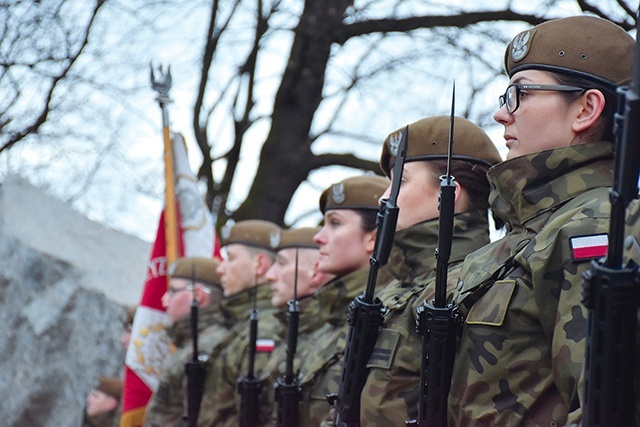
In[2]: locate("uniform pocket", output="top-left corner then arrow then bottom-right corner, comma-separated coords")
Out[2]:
465,280 -> 516,326
365,328 -> 400,369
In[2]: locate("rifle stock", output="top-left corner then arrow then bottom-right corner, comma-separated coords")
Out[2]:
410,83 -> 460,427
582,11 -> 640,426
333,126 -> 408,427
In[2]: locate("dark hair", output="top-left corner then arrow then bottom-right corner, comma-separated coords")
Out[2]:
422,159 -> 492,212
354,209 -> 378,232
551,72 -> 618,142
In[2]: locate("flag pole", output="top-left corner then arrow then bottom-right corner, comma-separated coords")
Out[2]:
150,64 -> 179,268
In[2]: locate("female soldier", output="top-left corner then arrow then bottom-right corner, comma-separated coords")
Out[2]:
359,116 -> 502,425
285,174 -> 389,426
448,16 -> 635,426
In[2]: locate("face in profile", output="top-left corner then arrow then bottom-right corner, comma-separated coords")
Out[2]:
314,209 -> 375,277
216,244 -> 257,297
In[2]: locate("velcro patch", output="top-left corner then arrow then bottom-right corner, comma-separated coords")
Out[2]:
570,234 -> 608,261
366,328 -> 400,369
256,338 -> 275,353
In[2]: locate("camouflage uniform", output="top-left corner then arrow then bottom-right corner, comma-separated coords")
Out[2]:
260,293 -> 326,426
360,210 -> 490,425
449,142 -> 615,426
143,303 -> 229,427
197,284 -> 282,426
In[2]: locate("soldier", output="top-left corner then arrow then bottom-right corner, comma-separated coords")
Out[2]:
260,226 -> 335,425
143,257 -> 227,427
305,174 -> 390,425
198,219 -> 282,426
266,226 -> 332,309
359,116 -> 502,425
448,16 -> 635,426
83,376 -> 123,427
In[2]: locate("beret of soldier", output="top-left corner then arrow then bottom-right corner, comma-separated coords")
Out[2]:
380,116 -> 502,176
168,257 -> 221,288
505,16 -> 634,89
319,175 -> 389,213
219,219 -> 281,252
277,227 -> 321,251
96,377 -> 122,399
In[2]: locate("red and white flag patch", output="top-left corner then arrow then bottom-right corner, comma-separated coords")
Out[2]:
256,338 -> 275,353
570,234 -> 608,261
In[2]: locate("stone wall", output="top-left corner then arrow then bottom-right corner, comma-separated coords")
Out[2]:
0,176 -> 151,426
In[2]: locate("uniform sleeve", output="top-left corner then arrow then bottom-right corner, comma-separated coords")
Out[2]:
522,211 -> 610,424
143,358 -> 186,427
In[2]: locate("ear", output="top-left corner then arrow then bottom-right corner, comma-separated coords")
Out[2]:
364,229 -> 377,254
453,181 -> 470,214
572,89 -> 606,133
255,253 -> 272,277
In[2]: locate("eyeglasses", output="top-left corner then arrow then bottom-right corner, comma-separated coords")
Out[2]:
498,83 -> 586,114
166,284 -> 196,296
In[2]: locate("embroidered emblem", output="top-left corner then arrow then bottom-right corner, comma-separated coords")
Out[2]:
270,231 -> 281,249
570,234 -> 608,261
332,183 -> 345,204
389,131 -> 403,156
511,31 -> 531,62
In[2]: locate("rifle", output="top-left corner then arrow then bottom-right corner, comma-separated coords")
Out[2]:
184,273 -> 207,427
409,82 -> 460,427
582,12 -> 640,426
238,280 -> 261,427
274,248 -> 302,427
331,124 -> 409,427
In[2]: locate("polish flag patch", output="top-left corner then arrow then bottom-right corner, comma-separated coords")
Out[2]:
570,234 -> 608,261
256,338 -> 275,353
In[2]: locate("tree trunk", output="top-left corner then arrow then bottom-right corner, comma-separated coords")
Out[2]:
233,0 -> 355,225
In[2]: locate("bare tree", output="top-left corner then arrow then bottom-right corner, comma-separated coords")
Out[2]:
189,0 -> 636,228
0,0 -> 635,236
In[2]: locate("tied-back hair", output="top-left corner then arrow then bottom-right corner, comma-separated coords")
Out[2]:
552,72 -> 618,143
424,159 -> 493,212
355,209 -> 379,232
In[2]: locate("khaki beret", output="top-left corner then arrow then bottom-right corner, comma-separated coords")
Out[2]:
219,219 -> 281,252
277,227 -> 321,250
168,257 -> 221,288
380,116 -> 502,176
505,16 -> 634,88
96,377 -> 122,399
319,175 -> 389,213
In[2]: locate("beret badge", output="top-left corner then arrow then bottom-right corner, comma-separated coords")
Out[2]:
511,30 -> 531,62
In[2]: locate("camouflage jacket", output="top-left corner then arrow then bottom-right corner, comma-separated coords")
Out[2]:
143,303 -> 229,427
448,142 -> 615,426
260,293 -> 328,426
288,267 -> 372,426
197,284 -> 282,427
360,210 -> 491,426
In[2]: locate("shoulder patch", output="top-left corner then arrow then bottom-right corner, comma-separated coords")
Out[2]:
256,338 -> 275,353
570,234 -> 608,261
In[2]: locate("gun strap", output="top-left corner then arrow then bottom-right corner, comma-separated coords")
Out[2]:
457,239 -> 529,318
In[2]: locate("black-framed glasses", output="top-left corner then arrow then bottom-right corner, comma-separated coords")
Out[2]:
498,83 -> 586,114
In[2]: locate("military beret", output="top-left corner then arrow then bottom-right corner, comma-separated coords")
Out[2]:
96,377 -> 122,399
219,219 -> 281,252
168,257 -> 221,288
380,116 -> 502,176
277,227 -> 321,250
319,175 -> 389,213
505,16 -> 634,89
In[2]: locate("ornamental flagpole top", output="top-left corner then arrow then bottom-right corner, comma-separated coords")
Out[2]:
150,62 -> 172,105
